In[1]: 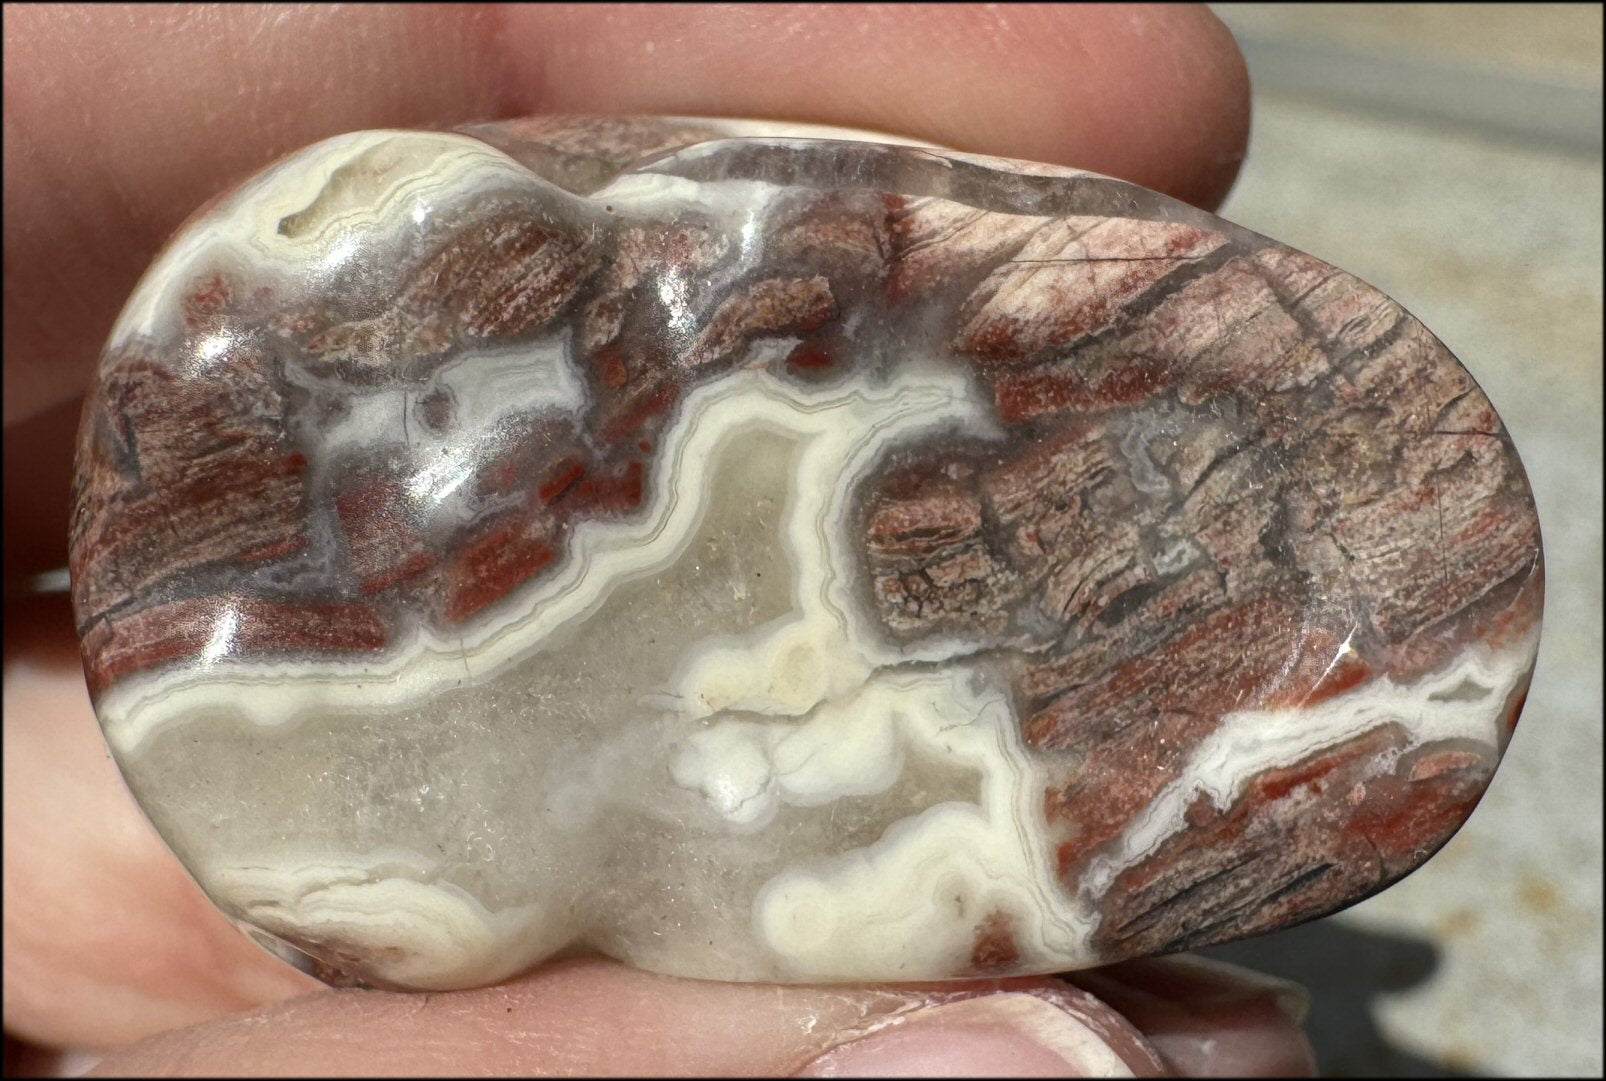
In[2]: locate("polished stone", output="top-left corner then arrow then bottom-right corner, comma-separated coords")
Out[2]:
69,116 -> 1544,991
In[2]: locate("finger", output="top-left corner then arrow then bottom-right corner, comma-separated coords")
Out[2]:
84,957 -> 1172,1077
1067,955 -> 1318,1078
2,1034 -> 82,1079
2,2 -> 1248,427
2,598 -> 1314,1079
2,593 -> 323,1050
2,399 -> 84,593
0,592 -> 1295,1071
2,2 -> 1251,1050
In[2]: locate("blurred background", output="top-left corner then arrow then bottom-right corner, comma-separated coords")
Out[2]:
1199,5 -> 1602,1076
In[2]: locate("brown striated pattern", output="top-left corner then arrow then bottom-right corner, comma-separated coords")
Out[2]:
771,189 -> 894,287
885,198 -> 1047,305
81,594 -> 387,697
581,222 -> 729,354
865,465 -> 1020,636
441,504 -> 559,623
955,218 -> 1227,364
680,276 -> 837,370
397,213 -> 600,340
1088,728 -> 1494,957
70,349 -> 308,625
335,469 -> 436,596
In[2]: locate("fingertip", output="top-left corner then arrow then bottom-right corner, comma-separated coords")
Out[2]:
794,990 -> 1166,1078
79,962 -> 1168,1078
1029,4 -> 1251,209
500,3 -> 1249,207
2,592 -> 323,1050
1069,955 -> 1317,1078
1160,5 -> 1253,209
3,3 -> 1251,428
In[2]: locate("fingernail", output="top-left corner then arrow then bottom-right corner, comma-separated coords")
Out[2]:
1266,981 -> 1309,1027
794,993 -> 1138,1078
55,1050 -> 103,1078
1068,956 -> 1316,1078
1170,955 -> 1311,1026
1079,954 -> 1310,1025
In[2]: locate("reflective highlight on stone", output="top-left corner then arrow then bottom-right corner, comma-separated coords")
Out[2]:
70,116 -> 1544,991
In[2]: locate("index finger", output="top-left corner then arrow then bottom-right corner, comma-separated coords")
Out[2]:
1,2 -> 1251,1053
2,2 -> 1249,427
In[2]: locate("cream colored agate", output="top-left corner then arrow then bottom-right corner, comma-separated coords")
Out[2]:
111,344 -> 1535,985
111,352 -> 1108,985
109,130 -> 537,350
94,126 -> 1534,988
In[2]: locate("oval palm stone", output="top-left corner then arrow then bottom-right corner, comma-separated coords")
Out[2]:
69,116 -> 1543,991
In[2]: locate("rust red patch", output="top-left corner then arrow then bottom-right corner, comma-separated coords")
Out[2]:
182,273 -> 233,328
600,380 -> 675,444
992,361 -> 1166,422
442,513 -> 557,623
569,460 -> 644,517
968,910 -> 1020,973
336,473 -> 437,595
593,343 -> 629,390
82,595 -> 388,697
786,341 -> 835,372
538,459 -> 587,504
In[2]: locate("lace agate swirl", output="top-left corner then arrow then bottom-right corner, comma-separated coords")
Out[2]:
70,117 -> 1543,991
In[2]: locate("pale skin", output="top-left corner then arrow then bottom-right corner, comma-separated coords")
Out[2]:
2,5 -> 1318,1075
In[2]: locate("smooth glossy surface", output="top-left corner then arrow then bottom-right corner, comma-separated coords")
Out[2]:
70,116 -> 1543,990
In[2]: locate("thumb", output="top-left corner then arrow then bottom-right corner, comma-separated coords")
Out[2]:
83,957 -> 1168,1077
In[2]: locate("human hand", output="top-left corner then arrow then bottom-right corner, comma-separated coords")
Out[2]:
3,4 -> 1315,1075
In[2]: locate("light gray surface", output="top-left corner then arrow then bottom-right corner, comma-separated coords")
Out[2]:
1202,5 -> 1603,1077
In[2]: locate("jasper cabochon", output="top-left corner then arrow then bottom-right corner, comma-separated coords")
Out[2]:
69,116 -> 1543,991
